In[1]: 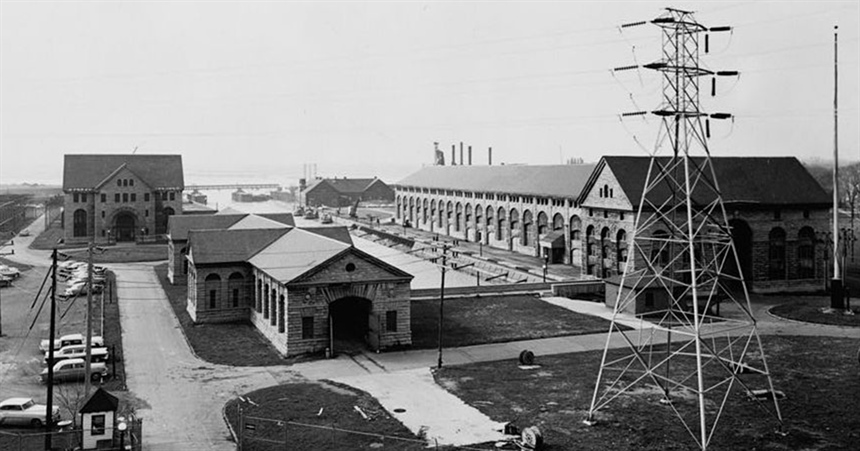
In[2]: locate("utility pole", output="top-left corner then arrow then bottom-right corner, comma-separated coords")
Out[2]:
0,241 -> 13,337
436,245 -> 448,369
46,249 -> 58,449
831,25 -> 842,310
84,241 -> 94,397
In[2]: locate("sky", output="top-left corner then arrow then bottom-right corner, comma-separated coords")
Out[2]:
1,1 -> 858,186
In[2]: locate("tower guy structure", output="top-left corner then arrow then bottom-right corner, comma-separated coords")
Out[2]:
586,8 -> 783,450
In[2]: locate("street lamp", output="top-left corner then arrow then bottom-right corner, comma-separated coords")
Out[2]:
542,255 -> 549,283
117,417 -> 128,450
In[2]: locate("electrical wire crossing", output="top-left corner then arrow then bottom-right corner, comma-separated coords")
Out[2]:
586,8 -> 782,451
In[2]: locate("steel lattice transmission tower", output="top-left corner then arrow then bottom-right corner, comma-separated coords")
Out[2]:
585,8 -> 783,450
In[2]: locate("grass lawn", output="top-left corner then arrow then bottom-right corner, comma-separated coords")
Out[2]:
434,335 -> 860,451
153,263 -> 288,366
769,296 -> 860,327
224,382 -> 429,451
410,295 -> 618,349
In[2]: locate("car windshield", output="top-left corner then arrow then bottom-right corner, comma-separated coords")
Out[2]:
21,400 -> 35,409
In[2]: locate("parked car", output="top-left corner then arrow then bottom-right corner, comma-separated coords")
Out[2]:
61,280 -> 104,298
45,344 -> 109,365
0,397 -> 60,428
0,265 -> 20,279
40,358 -> 109,383
0,275 -> 11,288
39,333 -> 104,353
18,229 -> 31,237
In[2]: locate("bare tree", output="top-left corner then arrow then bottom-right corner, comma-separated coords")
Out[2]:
841,163 -> 860,231
54,383 -> 88,427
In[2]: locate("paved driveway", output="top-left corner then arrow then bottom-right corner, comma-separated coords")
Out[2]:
115,264 -> 290,450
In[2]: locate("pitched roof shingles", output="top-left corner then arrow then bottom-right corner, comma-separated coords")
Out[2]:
396,164 -> 596,199
63,154 -> 184,191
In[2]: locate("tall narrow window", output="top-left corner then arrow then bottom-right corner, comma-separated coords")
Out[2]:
768,228 -> 786,280
122,193 -> 128,203
797,227 -> 815,279
144,193 -> 150,202
278,295 -> 285,333
100,194 -> 106,203
115,193 -> 120,203
131,193 -> 136,202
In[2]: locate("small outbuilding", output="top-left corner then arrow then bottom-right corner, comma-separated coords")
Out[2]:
79,388 -> 119,450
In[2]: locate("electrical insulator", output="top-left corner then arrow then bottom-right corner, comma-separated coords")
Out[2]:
705,34 -> 710,54
706,119 -> 711,138
711,78 -> 716,97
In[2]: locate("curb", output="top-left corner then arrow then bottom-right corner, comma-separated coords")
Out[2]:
765,304 -> 860,330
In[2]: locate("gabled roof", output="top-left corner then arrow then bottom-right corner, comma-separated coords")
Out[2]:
168,214 -> 246,241
169,212 -> 295,241
80,388 -> 118,414
302,226 -> 353,245
229,215 -> 291,231
589,156 -> 830,208
305,178 -> 383,195
257,213 -> 296,227
63,154 -> 184,191
248,228 -> 351,283
188,228 -> 288,265
396,164 -> 596,199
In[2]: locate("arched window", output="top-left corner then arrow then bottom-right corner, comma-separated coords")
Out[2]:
496,207 -> 506,240
263,283 -> 270,319
570,215 -> 582,241
768,228 -> 786,280
205,274 -> 221,309
278,294 -> 286,333
455,203 -> 462,232
270,289 -> 277,326
73,209 -> 87,237
616,230 -> 628,273
601,227 -> 612,278
552,213 -> 564,231
537,211 -> 549,236
228,272 -> 244,308
510,209 -> 519,242
256,280 -> 262,312
797,227 -> 815,279
422,199 -> 429,224
522,210 -> 533,246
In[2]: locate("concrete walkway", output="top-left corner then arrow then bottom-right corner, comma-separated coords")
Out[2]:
329,368 -> 507,447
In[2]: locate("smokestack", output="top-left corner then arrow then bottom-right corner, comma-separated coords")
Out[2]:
451,145 -> 456,166
488,147 -> 493,165
468,146 -> 472,165
459,142 -> 463,165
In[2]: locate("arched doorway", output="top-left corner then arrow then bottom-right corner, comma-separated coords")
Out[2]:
329,296 -> 372,354
114,212 -> 136,242
728,219 -> 753,289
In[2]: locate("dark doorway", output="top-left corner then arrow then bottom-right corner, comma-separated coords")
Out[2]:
728,219 -> 753,290
115,212 -> 136,242
329,297 -> 372,354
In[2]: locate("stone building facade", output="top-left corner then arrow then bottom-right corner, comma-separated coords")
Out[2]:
62,154 -> 184,244
184,224 -> 412,357
579,156 -> 831,293
393,164 -> 596,266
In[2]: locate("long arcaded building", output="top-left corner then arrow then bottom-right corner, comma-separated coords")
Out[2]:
394,155 -> 831,293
